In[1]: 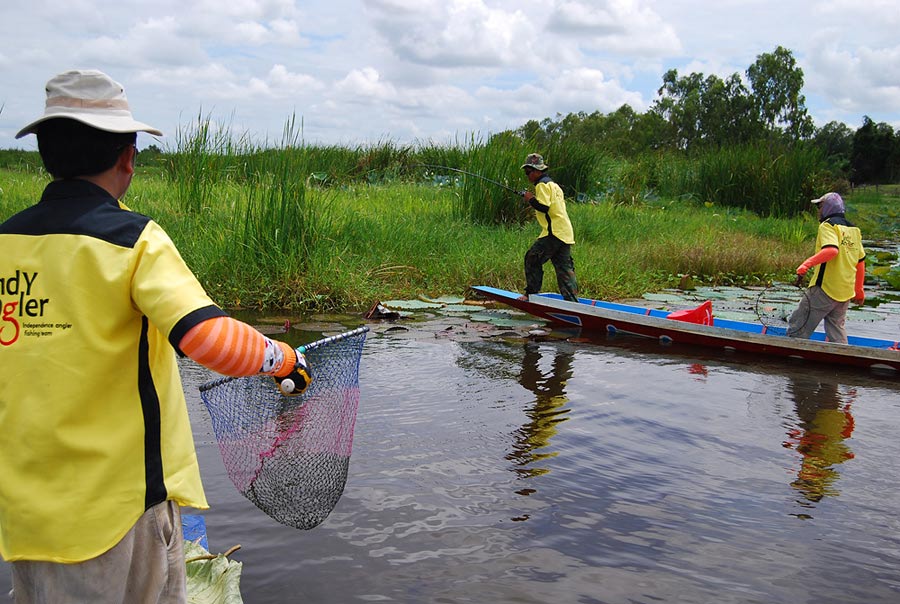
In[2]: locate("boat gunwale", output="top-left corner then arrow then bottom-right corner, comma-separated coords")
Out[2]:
471,286 -> 900,370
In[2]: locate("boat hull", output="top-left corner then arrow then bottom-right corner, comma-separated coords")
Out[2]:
471,286 -> 900,373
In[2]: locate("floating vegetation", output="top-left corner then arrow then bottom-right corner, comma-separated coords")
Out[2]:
441,304 -> 477,313
641,293 -> 686,303
418,295 -> 466,305
379,298 -> 542,330
632,283 -> 900,329
381,299 -> 444,310
846,309 -> 888,322
382,283 -> 900,330
468,311 -> 539,328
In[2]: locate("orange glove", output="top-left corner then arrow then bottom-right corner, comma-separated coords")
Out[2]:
796,247 -> 838,275
180,316 -> 296,377
853,261 -> 866,304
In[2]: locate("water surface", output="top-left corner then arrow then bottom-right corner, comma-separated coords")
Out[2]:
3,314 -> 899,603
192,315 -> 900,603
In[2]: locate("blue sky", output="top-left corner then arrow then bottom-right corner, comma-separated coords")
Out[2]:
3,0 -> 899,151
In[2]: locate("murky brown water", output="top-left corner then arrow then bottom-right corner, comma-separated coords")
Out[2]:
3,309 -> 899,603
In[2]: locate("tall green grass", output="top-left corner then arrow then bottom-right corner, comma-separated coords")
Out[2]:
691,143 -> 825,217
0,149 -> 44,173
606,144 -> 827,217
8,134 -> 888,311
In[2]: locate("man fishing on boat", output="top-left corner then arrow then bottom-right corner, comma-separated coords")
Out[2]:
517,153 -> 580,303
787,192 -> 866,344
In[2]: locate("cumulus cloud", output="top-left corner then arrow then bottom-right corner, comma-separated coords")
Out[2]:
552,68 -> 647,111
3,0 -> 900,148
804,35 -> 900,117
193,0 -> 302,22
364,0 -> 532,68
547,0 -> 682,56
335,67 -> 399,103
78,17 -> 208,67
477,67 -> 645,124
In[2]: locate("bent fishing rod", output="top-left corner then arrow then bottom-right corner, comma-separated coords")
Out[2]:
419,163 -> 524,196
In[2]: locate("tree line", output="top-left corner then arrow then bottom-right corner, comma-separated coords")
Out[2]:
505,46 -> 900,187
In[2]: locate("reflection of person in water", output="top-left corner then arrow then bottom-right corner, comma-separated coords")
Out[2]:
508,342 -> 575,477
783,375 -> 855,504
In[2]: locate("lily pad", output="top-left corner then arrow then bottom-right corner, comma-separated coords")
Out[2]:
418,294 -> 466,305
441,304 -> 477,313
642,293 -> 687,304
713,310 -> 761,322
486,317 -> 543,328
691,287 -> 749,300
382,299 -> 444,310
468,309 -> 540,327
846,309 -> 886,322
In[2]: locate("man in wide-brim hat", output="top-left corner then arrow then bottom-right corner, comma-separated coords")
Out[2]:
517,153 -> 579,302
1,69 -> 309,603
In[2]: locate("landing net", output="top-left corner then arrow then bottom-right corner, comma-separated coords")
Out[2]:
755,283 -> 808,331
199,326 -> 368,529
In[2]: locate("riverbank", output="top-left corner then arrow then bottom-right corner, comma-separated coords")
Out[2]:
1,168 -> 896,311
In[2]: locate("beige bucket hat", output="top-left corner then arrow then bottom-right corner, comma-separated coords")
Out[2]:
16,69 -> 163,139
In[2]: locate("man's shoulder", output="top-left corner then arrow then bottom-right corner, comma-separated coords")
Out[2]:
0,194 -> 153,248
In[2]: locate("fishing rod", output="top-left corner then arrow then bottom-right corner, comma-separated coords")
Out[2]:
419,163 -> 525,196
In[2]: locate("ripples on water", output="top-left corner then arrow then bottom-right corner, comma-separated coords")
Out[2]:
191,326 -> 900,604
3,324 -> 899,603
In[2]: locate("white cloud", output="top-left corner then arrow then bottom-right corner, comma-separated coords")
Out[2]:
552,68 -> 647,112
78,17 -> 207,67
804,35 -> 900,119
2,0 -> 900,149
547,0 -> 682,56
336,67 -> 398,103
364,0 -> 532,68
267,65 -> 323,93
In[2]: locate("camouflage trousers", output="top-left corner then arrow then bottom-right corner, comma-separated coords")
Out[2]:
524,235 -> 579,302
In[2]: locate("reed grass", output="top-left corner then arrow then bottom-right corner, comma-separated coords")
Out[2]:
2,137 -> 892,311
121,175 -> 814,308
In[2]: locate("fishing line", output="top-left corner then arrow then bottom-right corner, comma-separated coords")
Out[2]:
419,163 -> 524,196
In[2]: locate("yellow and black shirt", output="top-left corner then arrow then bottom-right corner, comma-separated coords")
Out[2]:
810,217 -> 865,303
528,175 -> 574,244
0,179 -> 225,562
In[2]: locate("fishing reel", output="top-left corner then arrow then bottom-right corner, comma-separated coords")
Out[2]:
276,352 -> 311,396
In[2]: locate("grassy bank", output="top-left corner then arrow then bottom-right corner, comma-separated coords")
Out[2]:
10,166 -> 894,312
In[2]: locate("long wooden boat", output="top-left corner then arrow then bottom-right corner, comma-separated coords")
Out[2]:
471,286 -> 900,373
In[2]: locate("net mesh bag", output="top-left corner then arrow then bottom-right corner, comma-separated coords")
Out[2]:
199,327 -> 368,529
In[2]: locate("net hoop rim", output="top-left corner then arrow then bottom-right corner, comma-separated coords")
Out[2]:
198,325 -> 369,393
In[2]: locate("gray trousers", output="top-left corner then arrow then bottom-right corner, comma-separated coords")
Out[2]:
786,285 -> 850,344
10,501 -> 186,604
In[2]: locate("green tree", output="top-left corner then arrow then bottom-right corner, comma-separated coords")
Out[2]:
851,116 -> 896,184
811,121 -> 853,174
651,70 -> 758,150
746,46 -> 814,140
562,105 -> 668,157
653,69 -> 704,150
